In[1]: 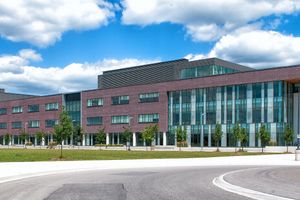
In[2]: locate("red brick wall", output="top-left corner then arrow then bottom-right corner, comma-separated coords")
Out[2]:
0,95 -> 62,135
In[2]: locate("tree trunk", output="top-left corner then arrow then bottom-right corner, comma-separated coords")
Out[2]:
60,142 -> 63,159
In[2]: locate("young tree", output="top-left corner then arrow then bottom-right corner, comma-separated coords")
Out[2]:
73,125 -> 84,146
36,130 -> 46,146
232,123 -> 241,152
95,127 -> 106,150
122,127 -> 132,151
214,122 -> 223,152
54,107 -> 73,159
176,126 -> 187,151
19,130 -> 29,148
284,124 -> 294,153
4,133 -> 11,147
141,124 -> 158,151
240,127 -> 248,152
258,124 -> 271,153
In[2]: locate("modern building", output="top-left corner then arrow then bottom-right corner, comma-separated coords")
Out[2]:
0,57 -> 299,147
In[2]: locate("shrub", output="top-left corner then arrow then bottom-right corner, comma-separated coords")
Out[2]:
48,141 -> 57,149
25,142 -> 33,146
176,141 -> 188,147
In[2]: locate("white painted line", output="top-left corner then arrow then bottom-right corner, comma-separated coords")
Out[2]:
213,169 -> 294,200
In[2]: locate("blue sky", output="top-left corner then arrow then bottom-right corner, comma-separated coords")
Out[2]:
0,0 -> 300,95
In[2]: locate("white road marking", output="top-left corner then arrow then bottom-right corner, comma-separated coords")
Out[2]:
213,168 -> 294,200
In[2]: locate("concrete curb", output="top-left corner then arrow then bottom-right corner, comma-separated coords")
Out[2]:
213,168 -> 293,200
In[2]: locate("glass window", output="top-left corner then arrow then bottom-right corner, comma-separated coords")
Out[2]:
138,113 -> 159,123
139,92 -> 159,103
12,121 -> 22,129
45,103 -> 59,111
0,122 -> 7,129
180,65 -> 237,79
28,104 -> 39,112
87,116 -> 103,125
12,106 -> 23,114
111,95 -> 129,105
45,119 -> 58,127
111,115 -> 129,124
87,98 -> 103,107
0,108 -> 7,115
28,120 -> 39,128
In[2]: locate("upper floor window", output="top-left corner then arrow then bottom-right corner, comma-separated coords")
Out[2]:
0,122 -> 7,129
45,119 -> 58,127
12,121 -> 22,129
139,92 -> 159,103
111,95 -> 129,105
28,120 -> 40,128
28,104 -> 39,113
138,113 -> 159,123
45,102 -> 59,111
87,116 -> 103,126
180,65 -> 238,79
111,115 -> 129,124
0,108 -> 7,115
12,106 -> 23,114
87,98 -> 103,107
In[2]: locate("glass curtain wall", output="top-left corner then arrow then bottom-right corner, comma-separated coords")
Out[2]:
168,81 -> 293,147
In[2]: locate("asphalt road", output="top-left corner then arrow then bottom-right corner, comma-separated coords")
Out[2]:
224,166 -> 300,199
0,166 -> 253,200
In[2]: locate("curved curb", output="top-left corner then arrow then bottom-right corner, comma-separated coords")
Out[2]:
212,169 -> 293,200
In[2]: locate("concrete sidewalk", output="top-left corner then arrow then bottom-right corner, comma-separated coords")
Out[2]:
0,154 -> 299,184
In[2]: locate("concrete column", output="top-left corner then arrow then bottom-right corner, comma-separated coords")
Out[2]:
216,87 -> 222,123
179,91 -> 182,125
117,133 -> 120,145
91,134 -> 94,146
191,89 -> 196,125
133,132 -> 136,146
34,136 -> 37,146
42,137 -> 45,146
201,125 -> 204,147
82,134 -> 86,146
247,84 -> 253,123
50,134 -> 53,142
2,137 -> 4,145
208,125 -> 211,147
106,133 -> 109,145
187,126 -> 191,147
163,132 -> 167,146
221,125 -> 227,147
267,82 -> 274,122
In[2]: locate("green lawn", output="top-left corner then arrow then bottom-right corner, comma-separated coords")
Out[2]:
0,148 -> 273,162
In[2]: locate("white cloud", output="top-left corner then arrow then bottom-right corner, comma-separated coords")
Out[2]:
0,49 -> 42,73
186,29 -> 300,68
0,0 -> 116,47
121,0 -> 300,41
0,50 -> 157,95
